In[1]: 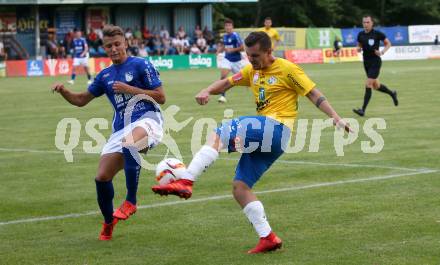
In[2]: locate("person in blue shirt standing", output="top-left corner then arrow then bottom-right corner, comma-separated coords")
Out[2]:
217,18 -> 247,103
52,25 -> 166,241
68,28 -> 93,85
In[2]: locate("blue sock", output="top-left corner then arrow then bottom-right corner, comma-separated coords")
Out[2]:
71,73 -> 76,80
221,92 -> 226,97
123,147 -> 141,205
95,180 -> 114,224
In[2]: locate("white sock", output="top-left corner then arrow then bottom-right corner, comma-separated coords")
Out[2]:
181,145 -> 219,181
243,201 -> 272,238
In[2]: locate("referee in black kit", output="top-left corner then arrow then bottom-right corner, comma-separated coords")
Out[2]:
353,15 -> 398,117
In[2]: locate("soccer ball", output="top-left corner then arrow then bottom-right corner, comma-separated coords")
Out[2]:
155,158 -> 186,185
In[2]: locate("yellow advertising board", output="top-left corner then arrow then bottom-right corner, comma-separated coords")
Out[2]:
322,47 -> 361,63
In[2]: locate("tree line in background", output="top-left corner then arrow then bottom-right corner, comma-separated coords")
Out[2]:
213,0 -> 440,30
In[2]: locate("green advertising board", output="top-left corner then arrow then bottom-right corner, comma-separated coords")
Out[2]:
306,28 -> 342,49
146,54 -> 217,71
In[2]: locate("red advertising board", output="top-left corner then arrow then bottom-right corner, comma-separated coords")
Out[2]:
285,49 -> 323,64
6,60 -> 26,76
94,57 -> 112,73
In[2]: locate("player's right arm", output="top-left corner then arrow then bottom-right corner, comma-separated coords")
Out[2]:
52,83 -> 95,107
195,65 -> 251,105
195,79 -> 233,105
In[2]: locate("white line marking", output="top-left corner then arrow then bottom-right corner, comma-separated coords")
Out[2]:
0,169 -> 436,226
0,147 -> 428,172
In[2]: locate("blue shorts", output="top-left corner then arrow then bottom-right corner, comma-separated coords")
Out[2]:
215,116 -> 291,188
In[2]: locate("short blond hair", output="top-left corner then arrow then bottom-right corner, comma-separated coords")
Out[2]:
103,25 -> 124,38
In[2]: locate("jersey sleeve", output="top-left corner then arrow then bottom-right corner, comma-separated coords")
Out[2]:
273,29 -> 281,41
286,63 -> 316,96
87,72 -> 105,97
227,64 -> 251,87
235,33 -> 243,46
140,59 -> 162,89
378,30 -> 386,41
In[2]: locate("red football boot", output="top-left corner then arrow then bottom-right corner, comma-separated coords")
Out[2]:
151,179 -> 193,199
99,218 -> 119,241
113,200 -> 137,220
247,231 -> 283,254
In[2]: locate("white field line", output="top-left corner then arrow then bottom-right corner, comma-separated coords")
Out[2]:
0,147 -> 426,172
0,169 -> 437,226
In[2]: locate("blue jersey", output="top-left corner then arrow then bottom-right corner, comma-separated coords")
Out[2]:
88,56 -> 163,133
223,32 -> 243,62
72,37 -> 87,58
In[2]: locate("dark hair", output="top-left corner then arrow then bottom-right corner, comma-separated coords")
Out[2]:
224,18 -> 233,25
103,24 -> 125,38
363,15 -> 374,22
264,17 -> 272,21
244,31 -> 272,51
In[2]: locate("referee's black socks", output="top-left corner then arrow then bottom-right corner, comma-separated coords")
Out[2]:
377,84 -> 393,96
362,87 -> 372,111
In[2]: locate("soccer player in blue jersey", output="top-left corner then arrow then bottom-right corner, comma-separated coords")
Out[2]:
53,25 -> 166,240
68,28 -> 93,85
217,18 -> 247,103
152,31 -> 350,253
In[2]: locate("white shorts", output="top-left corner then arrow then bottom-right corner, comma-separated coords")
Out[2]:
73,57 -> 89,67
101,118 -> 164,155
218,57 -> 247,74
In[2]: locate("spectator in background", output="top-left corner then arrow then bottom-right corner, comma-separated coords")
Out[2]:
190,43 -> 201,55
196,35 -> 208,54
0,39 -> 7,61
162,35 -> 172,55
159,25 -> 170,40
125,28 -> 133,39
128,37 -> 140,56
87,28 -> 100,51
134,26 -> 142,40
63,29 -> 74,56
138,42 -> 148,57
435,35 -> 439,45
142,26 -> 152,41
152,34 -> 163,55
203,26 -> 215,47
194,25 -> 203,40
176,26 -> 187,39
46,33 -> 61,58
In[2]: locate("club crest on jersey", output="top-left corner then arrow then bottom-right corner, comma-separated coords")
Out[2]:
368,39 -> 375,46
125,72 -> 133,82
268,76 -> 277,85
253,72 -> 259,84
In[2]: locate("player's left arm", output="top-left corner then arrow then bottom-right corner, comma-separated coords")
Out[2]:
306,88 -> 351,132
273,30 -> 281,50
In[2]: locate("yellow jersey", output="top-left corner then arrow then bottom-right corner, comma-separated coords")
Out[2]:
227,58 -> 315,129
258,27 -> 280,48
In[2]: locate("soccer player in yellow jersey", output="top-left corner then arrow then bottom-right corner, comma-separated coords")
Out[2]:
152,32 -> 350,254
259,17 -> 281,50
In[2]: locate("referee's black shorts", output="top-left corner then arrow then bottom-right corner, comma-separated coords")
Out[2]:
363,57 -> 382,79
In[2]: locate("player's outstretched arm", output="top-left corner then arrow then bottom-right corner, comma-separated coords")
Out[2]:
195,79 -> 233,105
52,83 -> 95,107
306,88 -> 351,132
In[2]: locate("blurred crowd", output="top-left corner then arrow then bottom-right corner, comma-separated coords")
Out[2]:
45,24 -> 218,59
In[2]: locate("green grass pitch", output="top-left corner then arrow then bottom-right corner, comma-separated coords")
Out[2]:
0,59 -> 439,264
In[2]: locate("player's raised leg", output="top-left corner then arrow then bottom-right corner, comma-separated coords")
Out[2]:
151,132 -> 221,199
95,153 -> 124,240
